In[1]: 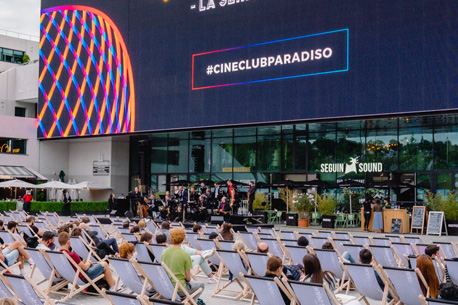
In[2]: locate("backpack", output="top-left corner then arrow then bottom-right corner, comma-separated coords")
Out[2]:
439,281 -> 458,301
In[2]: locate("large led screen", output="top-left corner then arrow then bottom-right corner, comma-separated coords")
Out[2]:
38,0 -> 458,138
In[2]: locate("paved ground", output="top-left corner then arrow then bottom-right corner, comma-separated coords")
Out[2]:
10,223 -> 458,305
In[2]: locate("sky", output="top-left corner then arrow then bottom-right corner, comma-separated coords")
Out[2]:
0,0 -> 41,38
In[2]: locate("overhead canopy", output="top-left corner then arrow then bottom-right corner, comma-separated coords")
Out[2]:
38,181 -> 81,189
74,181 -> 112,190
0,179 -> 38,189
0,166 -> 47,181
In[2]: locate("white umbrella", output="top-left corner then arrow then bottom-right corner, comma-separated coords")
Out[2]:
39,181 -> 81,189
69,179 -> 79,200
0,179 -> 38,189
74,181 -> 111,190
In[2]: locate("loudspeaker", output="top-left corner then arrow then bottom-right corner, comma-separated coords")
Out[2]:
210,215 -> 224,224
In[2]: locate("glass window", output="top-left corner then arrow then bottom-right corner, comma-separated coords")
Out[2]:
2,48 -> 13,62
258,126 -> 281,135
15,107 -> 26,117
211,173 -> 232,184
295,135 -> 306,171
308,132 -> 336,172
167,138 -> 189,173
233,136 -> 256,171
234,127 -> 256,137
366,128 -> 398,171
212,129 -> 233,138
436,173 -> 452,197
0,138 -> 26,154
399,126 -> 433,170
150,137 -> 167,173
417,174 -> 430,202
434,125 -> 458,170
336,129 -> 364,164
189,138 -> 211,173
190,131 -> 210,139
212,137 -> 233,172
282,134 -> 293,171
257,134 -> 281,171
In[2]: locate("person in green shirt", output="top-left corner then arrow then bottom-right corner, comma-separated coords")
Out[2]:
161,227 -> 205,305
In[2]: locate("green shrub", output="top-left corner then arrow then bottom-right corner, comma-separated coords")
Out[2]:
253,192 -> 270,211
0,201 -> 107,213
317,195 -> 338,215
425,191 -> 458,221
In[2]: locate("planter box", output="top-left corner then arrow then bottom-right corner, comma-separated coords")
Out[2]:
447,219 -> 458,236
286,213 -> 298,226
321,215 -> 336,228
298,219 -> 309,228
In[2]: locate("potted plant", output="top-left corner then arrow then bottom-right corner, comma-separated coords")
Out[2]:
291,193 -> 315,227
317,194 -> 338,228
426,191 -> 458,235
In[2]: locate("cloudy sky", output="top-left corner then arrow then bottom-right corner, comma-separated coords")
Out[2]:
0,0 -> 41,38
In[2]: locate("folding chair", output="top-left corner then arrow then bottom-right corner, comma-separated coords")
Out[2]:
185,233 -> 202,250
196,239 -> 220,267
123,233 -> 139,243
402,236 -> 423,245
70,236 -> 104,262
89,224 -> 109,240
391,242 -> 416,267
245,252 -> 269,276
214,240 -> 235,251
436,242 -> 458,259
284,245 -> 307,265
46,250 -> 106,301
420,296 -> 458,305
205,226 -> 219,234
255,232 -> 276,241
331,239 -> 348,256
213,250 -> 251,301
314,249 -> 348,293
352,236 -> 372,246
26,248 -> 68,294
286,280 -> 360,305
245,227 -> 259,233
343,262 -> 397,305
280,231 -> 296,240
317,231 -> 334,239
149,244 -> 168,263
238,232 -> 258,251
0,230 -> 17,244
109,257 -> 150,295
134,261 -> 201,305
383,266 -> 429,302
406,254 -> 444,283
385,235 -> 402,243
105,289 -> 145,305
18,224 -> 37,239
145,220 -> 158,234
280,239 -> 298,247
310,236 -> 329,249
259,238 -> 284,260
414,243 -> 431,256
369,245 -> 401,268
258,227 -> 276,237
243,275 -> 293,305
3,273 -> 72,305
294,232 -> 314,241
0,274 -> 21,304
341,244 -> 364,263
136,242 -> 155,263
333,232 -> 351,241
45,213 -> 61,229
371,237 -> 391,247
446,259 -> 458,284
334,214 -> 347,228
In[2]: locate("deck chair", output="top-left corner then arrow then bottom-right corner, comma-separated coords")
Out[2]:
258,227 -> 276,236
310,236 -> 329,249
46,250 -> 106,301
0,251 -> 21,274
185,233 -> 201,250
45,213 -> 61,229
333,232 -> 352,241
343,262 -> 396,305
383,266 -> 429,303
420,296 -> 458,305
318,231 -> 334,239
149,244 -> 167,263
352,236 -> 372,246
134,261 -> 201,305
243,275 -> 293,305
402,236 -> 423,245
215,240 -> 235,251
213,250 -> 251,301
331,239 -> 348,256
294,232 -> 314,240
245,227 -> 259,233
436,242 -> 457,259
446,259 -> 458,284
70,236 -> 103,262
286,280 -> 360,305
109,257 -> 149,295
284,245 -> 307,265
342,244 -> 364,263
314,249 -> 348,293
391,242 -> 415,267
280,239 -> 298,247
105,289 -> 145,305
196,239 -> 220,266
280,231 -> 296,240
371,237 -> 391,247
0,230 -> 16,244
406,254 -> 444,283
146,220 -> 158,234
369,245 -> 401,268
245,252 -> 269,276
3,273 -> 72,305
238,232 -> 258,251
259,238 -> 284,260
205,226 -> 219,234
123,233 -> 139,243
89,224 -> 109,240
136,242 -> 155,263
26,248 -> 68,294
385,235 -> 402,243
415,243 -> 432,256
18,224 -> 37,239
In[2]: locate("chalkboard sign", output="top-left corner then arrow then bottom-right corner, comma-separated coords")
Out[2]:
426,211 -> 444,236
411,206 -> 426,234
391,219 -> 402,234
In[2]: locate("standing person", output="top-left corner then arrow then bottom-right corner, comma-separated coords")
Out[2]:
247,181 -> 256,216
161,228 -> 205,305
23,191 -> 33,213
63,191 -> 71,216
181,186 -> 188,221
107,194 -> 116,213
130,187 -> 142,217
363,196 -> 372,231
372,198 -> 384,233
199,183 -> 207,195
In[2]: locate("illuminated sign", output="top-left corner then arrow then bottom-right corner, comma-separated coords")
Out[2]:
320,157 -> 383,173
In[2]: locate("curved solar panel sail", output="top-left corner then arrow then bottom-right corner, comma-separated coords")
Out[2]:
38,5 -> 135,138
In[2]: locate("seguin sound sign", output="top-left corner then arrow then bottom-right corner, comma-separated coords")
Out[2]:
320,157 -> 383,174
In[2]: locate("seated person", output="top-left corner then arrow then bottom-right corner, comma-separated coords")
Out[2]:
264,256 -> 291,305
156,221 -> 171,243
322,242 -> 333,250
359,249 -> 392,300
36,231 -> 56,251
119,242 -> 136,259
161,228 -> 205,304
297,236 -> 309,247
58,232 -> 115,289
301,254 -> 338,290
156,233 -> 167,245
140,232 -> 155,262
257,242 -> 301,280
0,240 -> 34,275
417,254 -> 439,299
71,227 -> 117,259
425,244 -> 445,283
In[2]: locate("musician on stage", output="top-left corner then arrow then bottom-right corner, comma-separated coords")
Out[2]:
180,186 -> 188,221
227,180 -> 240,215
247,181 -> 256,216
130,187 -> 142,217
213,182 -> 222,202
196,195 -> 208,222
199,182 -> 207,195
147,194 -> 163,219
216,197 -> 232,221
162,195 -> 173,221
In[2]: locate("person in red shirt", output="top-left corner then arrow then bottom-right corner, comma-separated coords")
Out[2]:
23,190 -> 32,213
58,232 -> 115,288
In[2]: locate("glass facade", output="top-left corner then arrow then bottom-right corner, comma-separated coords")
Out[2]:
0,137 -> 27,154
0,47 -> 24,64
131,113 -> 458,198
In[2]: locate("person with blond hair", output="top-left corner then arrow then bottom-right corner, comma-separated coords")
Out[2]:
161,228 -> 206,305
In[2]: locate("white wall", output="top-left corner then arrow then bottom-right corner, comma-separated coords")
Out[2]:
0,35 -> 39,72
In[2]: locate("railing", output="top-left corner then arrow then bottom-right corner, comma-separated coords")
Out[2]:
0,29 -> 39,42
